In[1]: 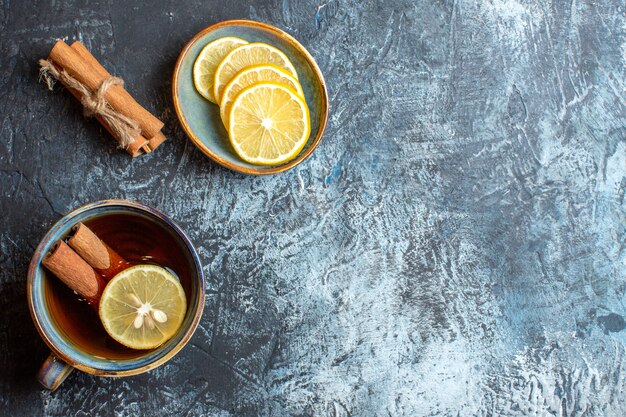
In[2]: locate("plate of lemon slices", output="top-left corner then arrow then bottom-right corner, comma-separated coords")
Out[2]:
173,20 -> 329,175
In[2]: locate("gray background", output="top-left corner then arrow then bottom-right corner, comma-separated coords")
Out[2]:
1,0 -> 624,416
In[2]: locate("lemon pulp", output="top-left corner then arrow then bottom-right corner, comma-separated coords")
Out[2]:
228,82 -> 310,165
99,264 -> 187,350
193,37 -> 248,103
213,42 -> 298,103
219,64 -> 304,130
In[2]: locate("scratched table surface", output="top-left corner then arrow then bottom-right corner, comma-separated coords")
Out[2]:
1,0 -> 624,416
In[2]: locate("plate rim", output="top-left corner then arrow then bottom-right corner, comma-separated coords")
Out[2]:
172,19 -> 329,175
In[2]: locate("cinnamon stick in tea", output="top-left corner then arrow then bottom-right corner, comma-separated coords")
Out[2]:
47,40 -> 164,139
42,241 -> 106,307
69,42 -> 166,155
68,223 -> 132,280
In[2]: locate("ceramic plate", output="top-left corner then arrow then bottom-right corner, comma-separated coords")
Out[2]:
173,20 -> 329,175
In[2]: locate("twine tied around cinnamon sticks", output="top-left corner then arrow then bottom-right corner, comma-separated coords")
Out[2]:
39,59 -> 141,148
38,40 -> 166,157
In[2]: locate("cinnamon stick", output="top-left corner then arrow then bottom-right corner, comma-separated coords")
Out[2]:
68,223 -> 132,280
144,131 -> 167,153
70,42 -> 166,155
59,71 -> 149,157
42,241 -> 106,306
48,40 -> 164,139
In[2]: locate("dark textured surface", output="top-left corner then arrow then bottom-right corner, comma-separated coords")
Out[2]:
1,1 -> 625,416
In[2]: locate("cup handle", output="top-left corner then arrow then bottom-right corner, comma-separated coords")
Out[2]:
37,353 -> 73,391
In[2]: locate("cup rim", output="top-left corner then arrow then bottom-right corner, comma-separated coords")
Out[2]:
172,19 -> 330,175
27,199 -> 205,376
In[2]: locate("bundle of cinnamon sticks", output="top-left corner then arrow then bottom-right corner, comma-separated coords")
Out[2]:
42,223 -> 131,306
40,40 -> 166,157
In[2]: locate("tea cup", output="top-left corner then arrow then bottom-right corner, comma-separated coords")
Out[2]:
27,199 -> 205,390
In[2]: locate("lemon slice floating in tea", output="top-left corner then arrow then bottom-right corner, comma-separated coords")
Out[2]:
220,64 -> 304,130
99,264 -> 187,350
213,42 -> 298,103
193,36 -> 248,103
228,82 -> 310,166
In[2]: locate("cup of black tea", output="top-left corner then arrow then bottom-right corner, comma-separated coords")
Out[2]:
27,199 -> 205,390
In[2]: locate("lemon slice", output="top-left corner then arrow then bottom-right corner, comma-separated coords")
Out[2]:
228,82 -> 310,165
99,264 -> 187,350
213,42 -> 298,103
220,64 -> 304,130
193,37 -> 248,103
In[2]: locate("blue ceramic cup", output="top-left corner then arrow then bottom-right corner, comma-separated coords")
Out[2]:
27,200 -> 205,390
